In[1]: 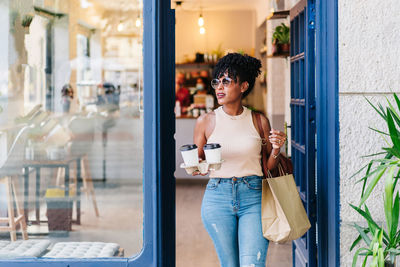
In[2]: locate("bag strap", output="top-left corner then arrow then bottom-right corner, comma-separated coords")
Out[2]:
254,112 -> 271,177
254,112 -> 265,141
254,112 -> 286,178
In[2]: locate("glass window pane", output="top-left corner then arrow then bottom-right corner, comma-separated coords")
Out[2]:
0,0 -> 143,258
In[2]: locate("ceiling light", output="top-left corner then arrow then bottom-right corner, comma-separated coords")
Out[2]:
117,21 -> 124,32
198,14 -> 204,27
199,27 -> 205,34
80,0 -> 93,9
135,17 -> 141,28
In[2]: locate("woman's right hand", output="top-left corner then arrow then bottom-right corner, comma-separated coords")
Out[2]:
192,170 -> 208,176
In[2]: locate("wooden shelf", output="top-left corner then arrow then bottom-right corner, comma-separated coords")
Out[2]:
267,53 -> 290,58
176,63 -> 214,69
267,10 -> 290,20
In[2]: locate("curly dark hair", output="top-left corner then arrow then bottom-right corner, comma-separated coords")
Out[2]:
212,53 -> 262,98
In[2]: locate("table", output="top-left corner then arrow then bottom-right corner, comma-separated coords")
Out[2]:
23,156 -> 82,226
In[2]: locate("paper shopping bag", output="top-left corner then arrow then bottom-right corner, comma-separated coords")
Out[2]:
261,174 -> 311,243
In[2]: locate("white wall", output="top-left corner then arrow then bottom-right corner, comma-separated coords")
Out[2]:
266,16 -> 290,131
254,0 -> 270,26
0,0 -> 9,124
339,0 -> 400,265
53,16 -> 70,114
175,10 -> 256,63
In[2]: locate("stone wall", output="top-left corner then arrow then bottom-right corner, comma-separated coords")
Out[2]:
339,0 -> 400,265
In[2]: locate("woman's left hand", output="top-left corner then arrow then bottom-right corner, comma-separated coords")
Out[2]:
269,129 -> 287,149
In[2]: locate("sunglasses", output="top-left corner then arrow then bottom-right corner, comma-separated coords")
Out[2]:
211,77 -> 234,90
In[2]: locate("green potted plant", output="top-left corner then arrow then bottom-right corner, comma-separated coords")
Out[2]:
350,93 -> 400,266
21,14 -> 33,28
272,23 -> 290,54
350,169 -> 400,266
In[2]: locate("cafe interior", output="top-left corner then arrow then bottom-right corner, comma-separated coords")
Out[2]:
174,0 -> 293,266
0,0 -> 292,264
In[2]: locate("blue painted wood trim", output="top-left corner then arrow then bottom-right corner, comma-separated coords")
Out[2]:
0,0 -> 169,266
154,0 -> 176,266
304,2 -> 317,266
315,0 -> 339,266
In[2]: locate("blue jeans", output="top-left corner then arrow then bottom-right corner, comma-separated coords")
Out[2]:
201,175 -> 269,267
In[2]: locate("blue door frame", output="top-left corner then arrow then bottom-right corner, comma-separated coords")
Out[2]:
291,0 -> 339,266
315,0 -> 339,266
290,1 -> 317,266
0,0 -> 176,266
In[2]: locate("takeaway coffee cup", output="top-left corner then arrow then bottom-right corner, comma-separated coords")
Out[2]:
203,143 -> 221,164
180,144 -> 199,167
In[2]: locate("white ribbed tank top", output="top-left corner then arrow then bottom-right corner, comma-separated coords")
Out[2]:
207,106 -> 263,178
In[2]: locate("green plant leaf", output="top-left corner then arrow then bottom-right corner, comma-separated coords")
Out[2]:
393,168 -> 400,193
394,231 -> 400,245
378,247 -> 385,267
355,223 -> 372,246
356,163 -> 392,185
351,204 -> 390,241
388,108 -> 400,138
393,93 -> 400,114
384,166 -> 395,237
352,247 -> 371,267
368,127 -> 390,137
360,164 -> 373,198
386,96 -> 400,126
361,151 -> 389,158
383,147 -> 400,159
387,248 -> 400,255
364,206 -> 378,235
378,103 -> 388,119
350,162 -> 372,180
362,254 -> 370,267
365,96 -> 387,120
365,206 -> 390,245
360,168 -> 387,206
351,227 -> 373,251
386,108 -> 400,151
389,251 -> 396,265
390,192 -> 400,242
350,234 -> 363,251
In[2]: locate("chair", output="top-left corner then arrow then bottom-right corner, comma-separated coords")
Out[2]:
55,116 -> 99,217
0,126 -> 31,241
55,155 -> 99,217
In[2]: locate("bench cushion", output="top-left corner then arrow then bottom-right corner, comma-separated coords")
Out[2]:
43,242 -> 120,258
0,240 -> 51,258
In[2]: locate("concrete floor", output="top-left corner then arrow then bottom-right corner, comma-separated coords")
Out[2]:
1,177 -> 291,265
176,179 -> 292,267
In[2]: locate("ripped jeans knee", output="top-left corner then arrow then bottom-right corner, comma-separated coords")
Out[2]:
240,253 -> 267,267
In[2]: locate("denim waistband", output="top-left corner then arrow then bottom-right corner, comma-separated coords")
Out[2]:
209,175 -> 263,184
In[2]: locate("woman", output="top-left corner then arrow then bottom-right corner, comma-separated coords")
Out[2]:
61,84 -> 74,113
193,53 -> 286,267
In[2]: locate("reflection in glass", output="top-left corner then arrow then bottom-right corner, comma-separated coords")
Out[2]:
0,0 -> 143,258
